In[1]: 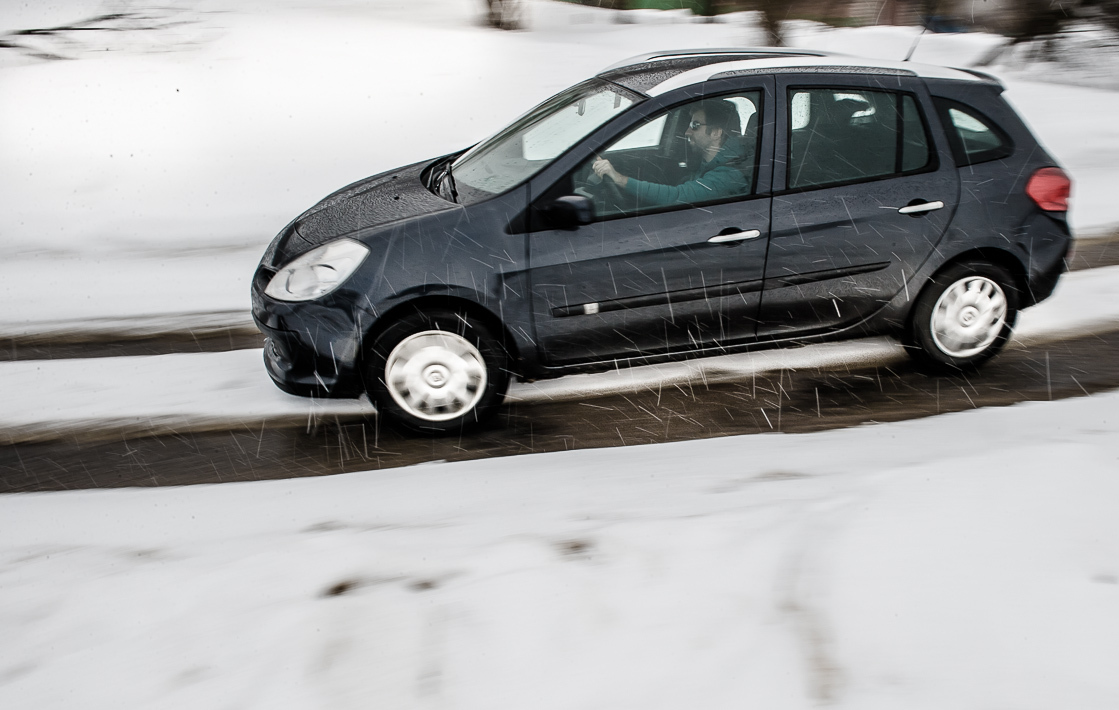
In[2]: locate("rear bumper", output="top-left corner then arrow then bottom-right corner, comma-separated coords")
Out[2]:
1025,249 -> 1067,305
1021,213 -> 1072,306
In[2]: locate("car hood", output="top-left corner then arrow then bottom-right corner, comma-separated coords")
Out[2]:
291,159 -> 457,249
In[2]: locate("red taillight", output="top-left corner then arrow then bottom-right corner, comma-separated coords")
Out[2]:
1025,167 -> 1071,212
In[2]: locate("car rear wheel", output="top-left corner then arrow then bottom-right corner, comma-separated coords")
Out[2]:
907,260 -> 1019,372
367,309 -> 509,434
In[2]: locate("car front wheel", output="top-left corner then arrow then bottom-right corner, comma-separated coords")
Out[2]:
367,309 -> 509,434
908,261 -> 1019,372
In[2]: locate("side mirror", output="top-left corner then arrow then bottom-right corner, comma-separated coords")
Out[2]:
546,195 -> 595,229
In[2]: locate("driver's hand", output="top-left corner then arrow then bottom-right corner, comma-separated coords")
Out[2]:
592,158 -> 629,188
592,157 -> 621,184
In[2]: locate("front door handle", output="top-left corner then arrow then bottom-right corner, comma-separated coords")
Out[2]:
708,229 -> 762,244
898,200 -> 945,215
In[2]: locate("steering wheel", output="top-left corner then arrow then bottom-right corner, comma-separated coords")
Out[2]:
576,163 -> 631,213
601,173 -> 627,204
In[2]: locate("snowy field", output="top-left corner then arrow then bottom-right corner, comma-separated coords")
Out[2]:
2,0 -> 1119,336
4,1 -> 1119,707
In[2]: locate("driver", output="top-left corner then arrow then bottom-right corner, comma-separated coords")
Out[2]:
591,98 -> 750,207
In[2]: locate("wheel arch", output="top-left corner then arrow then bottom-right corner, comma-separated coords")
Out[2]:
903,246 -> 1026,342
361,295 -> 524,377
912,246 -> 1027,314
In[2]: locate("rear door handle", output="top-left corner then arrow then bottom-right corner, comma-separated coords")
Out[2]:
898,200 -> 944,215
708,229 -> 762,244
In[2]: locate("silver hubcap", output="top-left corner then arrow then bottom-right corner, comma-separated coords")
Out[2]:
385,330 -> 487,422
930,276 -> 1007,358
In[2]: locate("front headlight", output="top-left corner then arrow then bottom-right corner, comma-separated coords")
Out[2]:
264,238 -> 370,302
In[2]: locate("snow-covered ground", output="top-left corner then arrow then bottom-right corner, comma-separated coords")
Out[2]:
4,390 -> 1119,708
4,2 -> 1119,707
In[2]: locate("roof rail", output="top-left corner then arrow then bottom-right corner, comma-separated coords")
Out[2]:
600,47 -> 828,73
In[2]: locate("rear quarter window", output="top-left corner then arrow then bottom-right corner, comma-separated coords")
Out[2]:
934,98 -> 1014,166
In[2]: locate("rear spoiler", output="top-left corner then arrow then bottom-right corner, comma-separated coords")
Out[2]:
952,67 -> 1006,92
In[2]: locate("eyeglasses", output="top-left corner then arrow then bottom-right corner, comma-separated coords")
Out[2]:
688,120 -> 707,130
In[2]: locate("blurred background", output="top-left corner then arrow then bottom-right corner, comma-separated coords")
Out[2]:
485,0 -> 1119,49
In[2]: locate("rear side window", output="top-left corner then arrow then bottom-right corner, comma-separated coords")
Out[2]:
787,88 -> 933,190
934,98 -> 1014,166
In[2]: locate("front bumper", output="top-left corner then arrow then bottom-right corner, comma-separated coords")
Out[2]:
252,281 -> 368,399
260,330 -> 364,399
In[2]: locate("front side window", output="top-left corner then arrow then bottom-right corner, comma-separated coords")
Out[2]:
565,92 -> 762,220
451,80 -> 638,203
787,88 -> 932,190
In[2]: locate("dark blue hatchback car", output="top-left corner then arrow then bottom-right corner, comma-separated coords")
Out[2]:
252,49 -> 1072,433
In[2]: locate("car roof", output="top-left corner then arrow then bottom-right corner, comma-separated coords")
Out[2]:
597,48 -> 1000,97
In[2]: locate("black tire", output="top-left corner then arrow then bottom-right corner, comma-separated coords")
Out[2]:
907,260 -> 1020,372
366,309 -> 509,435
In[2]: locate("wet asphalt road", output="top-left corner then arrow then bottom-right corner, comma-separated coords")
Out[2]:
3,326 -> 1119,493
2,236 -> 1118,493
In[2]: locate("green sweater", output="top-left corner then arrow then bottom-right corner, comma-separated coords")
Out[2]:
624,138 -> 752,207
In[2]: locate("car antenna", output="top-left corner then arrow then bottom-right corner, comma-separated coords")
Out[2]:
903,25 -> 927,62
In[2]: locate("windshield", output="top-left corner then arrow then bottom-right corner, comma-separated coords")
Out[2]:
451,80 -> 639,204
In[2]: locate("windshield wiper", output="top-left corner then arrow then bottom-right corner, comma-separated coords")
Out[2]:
445,163 -> 459,203
436,159 -> 459,203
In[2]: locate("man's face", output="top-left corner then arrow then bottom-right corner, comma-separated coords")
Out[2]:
685,110 -> 719,154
